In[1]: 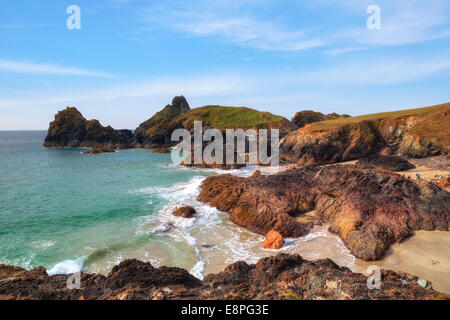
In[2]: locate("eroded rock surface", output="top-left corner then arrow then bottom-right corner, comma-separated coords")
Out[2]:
356,155 -> 415,171
0,254 -> 447,300
281,104 -> 450,165
197,166 -> 450,260
44,107 -> 133,149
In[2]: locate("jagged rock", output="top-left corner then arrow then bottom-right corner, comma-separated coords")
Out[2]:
44,107 -> 133,149
262,230 -> 285,249
172,206 -> 196,218
291,110 -> 350,128
152,146 -> 171,154
356,155 -> 415,171
0,254 -> 447,300
280,121 -> 384,166
197,165 -> 450,261
133,96 -> 191,148
83,145 -> 116,154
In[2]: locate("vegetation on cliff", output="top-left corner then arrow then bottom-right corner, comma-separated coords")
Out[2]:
291,110 -> 350,128
134,96 -> 295,148
281,103 -> 450,164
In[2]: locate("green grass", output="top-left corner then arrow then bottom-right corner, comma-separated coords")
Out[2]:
309,103 -> 449,131
174,105 -> 286,129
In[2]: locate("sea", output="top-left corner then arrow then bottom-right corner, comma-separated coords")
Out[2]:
0,131 -> 358,279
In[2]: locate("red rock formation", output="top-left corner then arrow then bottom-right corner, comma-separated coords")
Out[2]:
197,165 -> 450,261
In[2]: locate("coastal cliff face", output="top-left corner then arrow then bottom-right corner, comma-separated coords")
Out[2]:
44,107 -> 134,149
0,254 -> 447,300
197,165 -> 450,261
280,103 -> 450,165
133,96 -> 191,148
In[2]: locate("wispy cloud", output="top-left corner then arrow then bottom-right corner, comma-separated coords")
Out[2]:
0,59 -> 115,78
0,73 -> 250,109
321,0 -> 450,47
139,1 -> 323,52
0,24 -> 57,29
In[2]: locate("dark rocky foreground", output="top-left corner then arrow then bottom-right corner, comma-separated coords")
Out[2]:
197,165 -> 450,261
0,254 -> 447,300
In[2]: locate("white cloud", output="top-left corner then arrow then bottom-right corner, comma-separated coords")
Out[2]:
0,73 -> 250,109
329,0 -> 450,46
139,1 -> 323,52
0,59 -> 115,78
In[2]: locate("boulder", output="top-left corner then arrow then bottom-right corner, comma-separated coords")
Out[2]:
172,206 -> 196,218
262,230 -> 285,249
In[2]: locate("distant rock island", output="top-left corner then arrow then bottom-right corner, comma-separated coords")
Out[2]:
44,107 -> 133,149
44,96 -> 295,154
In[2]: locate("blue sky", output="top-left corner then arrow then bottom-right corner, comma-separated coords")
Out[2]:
0,0 -> 449,129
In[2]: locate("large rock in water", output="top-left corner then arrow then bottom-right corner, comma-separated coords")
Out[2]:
197,165 -> 450,261
133,96 -> 190,148
44,107 -> 133,149
0,254 -> 448,300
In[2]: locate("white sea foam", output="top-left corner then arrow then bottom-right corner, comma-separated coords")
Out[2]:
129,164 -> 357,279
48,259 -> 83,275
190,261 -> 205,280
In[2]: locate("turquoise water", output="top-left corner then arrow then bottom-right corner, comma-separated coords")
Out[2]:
0,131 -> 209,273
0,131 -> 357,280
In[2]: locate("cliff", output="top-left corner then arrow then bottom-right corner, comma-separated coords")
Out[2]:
0,254 -> 447,300
134,96 -> 295,149
44,107 -> 133,149
280,103 -> 450,165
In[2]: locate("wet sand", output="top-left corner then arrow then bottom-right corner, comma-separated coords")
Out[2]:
353,230 -> 450,295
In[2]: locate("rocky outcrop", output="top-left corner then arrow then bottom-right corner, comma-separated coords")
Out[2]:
83,145 -> 116,154
133,96 -> 190,148
356,155 -> 415,171
281,103 -> 450,165
44,107 -> 133,149
280,121 -> 383,166
172,206 -> 196,218
262,230 -> 285,249
291,110 -> 350,128
197,165 -> 450,261
152,146 -> 171,154
0,254 -> 447,300
197,173 -> 311,238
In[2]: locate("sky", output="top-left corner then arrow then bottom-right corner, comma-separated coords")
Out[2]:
0,0 -> 449,130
